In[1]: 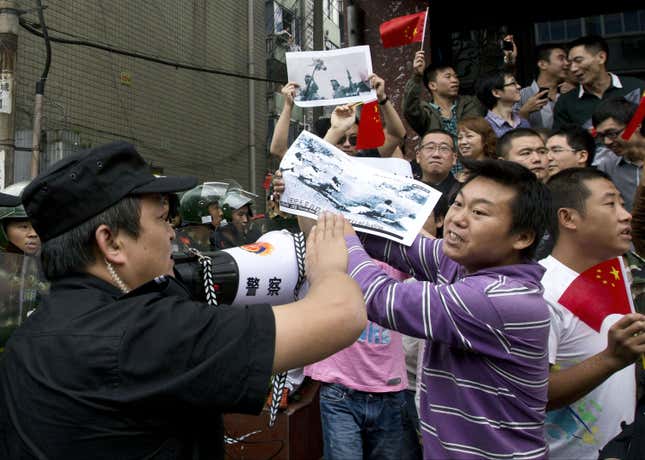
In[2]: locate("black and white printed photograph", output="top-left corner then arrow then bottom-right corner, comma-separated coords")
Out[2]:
286,45 -> 377,108
279,131 -> 441,246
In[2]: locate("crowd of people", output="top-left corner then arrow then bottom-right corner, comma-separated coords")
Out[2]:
0,32 -> 644,459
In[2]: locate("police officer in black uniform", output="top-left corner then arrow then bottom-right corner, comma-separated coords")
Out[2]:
0,141 -> 366,459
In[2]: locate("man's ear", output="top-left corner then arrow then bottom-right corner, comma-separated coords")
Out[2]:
596,50 -> 607,66
427,81 -> 437,93
577,150 -> 589,166
557,207 -> 579,232
537,59 -> 549,72
511,229 -> 535,253
95,224 -> 126,266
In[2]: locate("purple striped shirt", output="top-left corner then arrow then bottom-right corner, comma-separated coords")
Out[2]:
346,234 -> 550,460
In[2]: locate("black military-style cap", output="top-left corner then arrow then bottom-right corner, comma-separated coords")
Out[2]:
22,141 -> 197,242
0,192 -> 20,207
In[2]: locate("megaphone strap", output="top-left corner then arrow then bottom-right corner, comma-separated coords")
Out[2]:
292,232 -> 307,300
187,247 -> 218,307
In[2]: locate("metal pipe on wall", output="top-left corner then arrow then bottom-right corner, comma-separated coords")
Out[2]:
247,0 -> 256,194
0,0 -> 18,187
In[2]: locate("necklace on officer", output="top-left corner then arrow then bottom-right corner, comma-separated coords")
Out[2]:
105,259 -> 131,294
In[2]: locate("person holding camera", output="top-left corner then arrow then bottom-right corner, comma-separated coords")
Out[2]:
0,141 -> 367,459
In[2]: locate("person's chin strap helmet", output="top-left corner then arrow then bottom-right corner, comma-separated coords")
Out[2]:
221,188 -> 258,222
179,182 -> 230,225
0,181 -> 30,251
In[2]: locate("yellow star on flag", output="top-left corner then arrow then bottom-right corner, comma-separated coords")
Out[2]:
610,267 -> 620,280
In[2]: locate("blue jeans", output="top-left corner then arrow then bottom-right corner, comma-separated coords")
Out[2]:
319,382 -> 405,460
400,389 -> 423,459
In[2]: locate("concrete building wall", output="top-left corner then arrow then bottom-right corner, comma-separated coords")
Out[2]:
15,0 -> 267,193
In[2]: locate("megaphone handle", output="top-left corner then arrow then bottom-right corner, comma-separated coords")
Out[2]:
292,232 -> 307,300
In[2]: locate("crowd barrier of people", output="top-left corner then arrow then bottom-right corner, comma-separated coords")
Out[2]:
1,33 -> 645,460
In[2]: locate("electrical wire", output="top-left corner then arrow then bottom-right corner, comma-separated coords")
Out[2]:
19,18 -> 287,85
34,0 -> 51,90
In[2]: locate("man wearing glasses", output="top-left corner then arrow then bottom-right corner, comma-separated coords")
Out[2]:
592,98 -> 644,211
415,129 -> 461,199
546,124 -> 596,177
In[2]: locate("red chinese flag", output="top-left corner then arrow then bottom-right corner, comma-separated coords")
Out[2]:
379,11 -> 426,48
355,100 -> 385,150
558,258 -> 634,332
621,91 -> 645,140
262,172 -> 273,190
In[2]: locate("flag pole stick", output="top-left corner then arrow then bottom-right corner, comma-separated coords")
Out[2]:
420,7 -> 429,51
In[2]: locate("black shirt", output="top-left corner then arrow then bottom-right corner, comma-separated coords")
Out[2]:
0,274 -> 275,459
210,223 -> 263,250
425,172 -> 461,203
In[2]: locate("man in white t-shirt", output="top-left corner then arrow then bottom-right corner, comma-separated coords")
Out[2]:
541,167 -> 645,459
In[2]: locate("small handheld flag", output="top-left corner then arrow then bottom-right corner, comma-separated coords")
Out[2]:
621,90 -> 645,141
558,257 -> 634,332
355,100 -> 385,150
379,11 -> 426,49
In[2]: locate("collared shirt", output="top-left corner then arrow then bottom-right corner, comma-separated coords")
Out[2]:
595,150 -> 642,211
485,110 -> 531,138
553,73 -> 644,129
429,101 -> 458,137
519,80 -> 559,129
0,274 -> 276,459
346,234 -> 550,460
429,101 -> 463,175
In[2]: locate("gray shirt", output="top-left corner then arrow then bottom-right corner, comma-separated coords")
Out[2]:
519,81 -> 559,130
595,150 -> 642,211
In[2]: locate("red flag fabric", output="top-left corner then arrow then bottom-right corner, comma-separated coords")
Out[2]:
262,172 -> 273,190
379,11 -> 426,48
558,258 -> 634,332
621,91 -> 645,140
355,100 -> 385,150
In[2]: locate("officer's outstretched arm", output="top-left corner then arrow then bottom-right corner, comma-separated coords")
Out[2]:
271,212 -> 366,373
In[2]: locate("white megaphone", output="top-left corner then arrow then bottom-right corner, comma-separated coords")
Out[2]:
173,230 -> 306,306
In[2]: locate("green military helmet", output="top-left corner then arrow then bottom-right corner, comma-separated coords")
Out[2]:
0,181 -> 30,251
221,186 -> 258,222
179,181 -> 230,225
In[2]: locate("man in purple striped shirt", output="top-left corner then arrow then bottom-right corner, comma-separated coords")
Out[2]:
344,160 -> 552,459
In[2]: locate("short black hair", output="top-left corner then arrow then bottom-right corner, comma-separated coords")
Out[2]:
568,35 -> 609,60
419,129 -> 455,150
475,70 -> 512,110
461,158 -> 551,259
40,197 -> 142,280
592,98 -> 644,135
546,167 -> 613,241
422,64 -> 455,91
535,43 -> 565,63
497,128 -> 543,158
549,124 -> 596,166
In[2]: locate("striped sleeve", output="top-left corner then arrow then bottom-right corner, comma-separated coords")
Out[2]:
347,237 -> 543,359
361,234 -> 443,283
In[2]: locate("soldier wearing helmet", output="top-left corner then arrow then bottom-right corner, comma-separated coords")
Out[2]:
0,182 -> 41,256
176,182 -> 229,252
212,187 -> 262,249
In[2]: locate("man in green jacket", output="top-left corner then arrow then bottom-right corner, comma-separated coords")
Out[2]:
403,50 -> 485,138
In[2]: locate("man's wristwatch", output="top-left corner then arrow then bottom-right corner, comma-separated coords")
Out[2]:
378,96 -> 389,106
